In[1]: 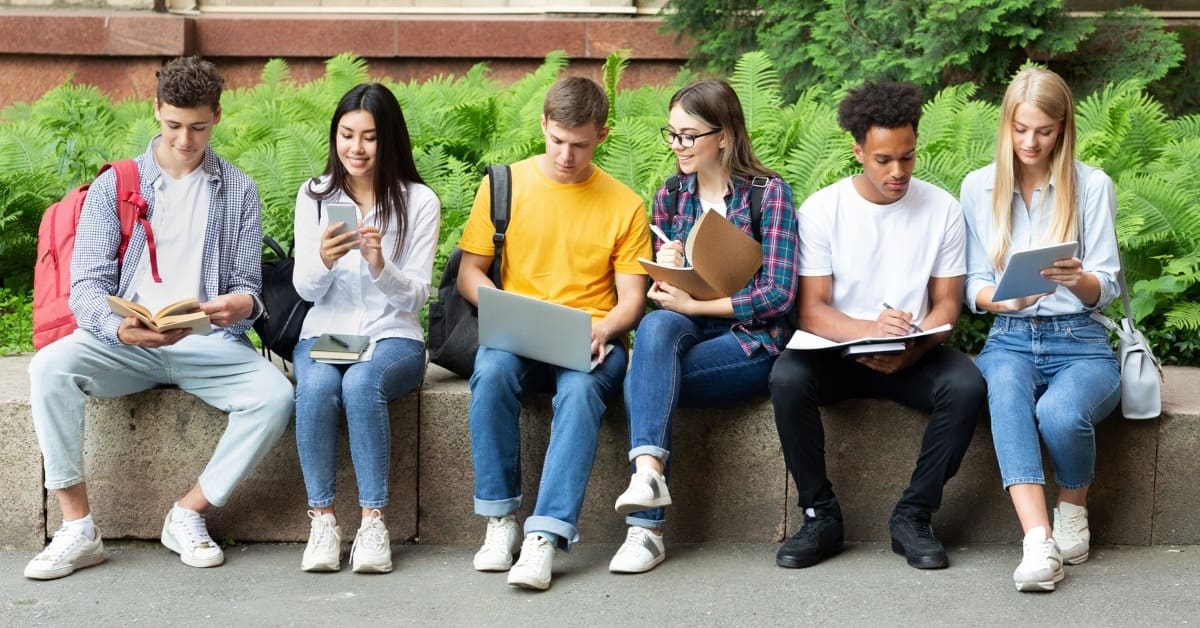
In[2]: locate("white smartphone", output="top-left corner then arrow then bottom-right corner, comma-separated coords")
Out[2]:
325,202 -> 360,248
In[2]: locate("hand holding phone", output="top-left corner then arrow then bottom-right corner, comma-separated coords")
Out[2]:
325,202 -> 361,249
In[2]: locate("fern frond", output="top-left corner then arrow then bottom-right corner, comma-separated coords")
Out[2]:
730,51 -> 782,135
602,50 -> 631,124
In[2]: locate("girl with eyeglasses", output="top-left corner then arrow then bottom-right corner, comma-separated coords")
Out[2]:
609,80 -> 799,574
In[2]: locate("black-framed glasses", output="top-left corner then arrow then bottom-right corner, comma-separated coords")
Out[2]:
660,127 -> 721,148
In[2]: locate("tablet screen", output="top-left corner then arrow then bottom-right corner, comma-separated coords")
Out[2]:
992,241 -> 1078,301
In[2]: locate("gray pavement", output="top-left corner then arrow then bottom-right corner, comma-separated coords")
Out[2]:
2,541 -> 1196,626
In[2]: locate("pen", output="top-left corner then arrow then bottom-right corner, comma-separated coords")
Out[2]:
328,334 -> 350,348
649,224 -> 670,243
882,302 -> 923,333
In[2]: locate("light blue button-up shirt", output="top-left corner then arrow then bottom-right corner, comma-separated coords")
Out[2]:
960,160 -> 1121,316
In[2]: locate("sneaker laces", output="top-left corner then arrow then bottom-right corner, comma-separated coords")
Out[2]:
37,527 -> 85,561
614,527 -> 653,558
483,516 -> 515,551
1057,507 -> 1088,539
516,535 -> 552,567
174,513 -> 217,550
307,510 -> 338,551
357,514 -> 388,553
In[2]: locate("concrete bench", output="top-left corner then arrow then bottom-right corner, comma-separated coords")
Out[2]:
2,355 -> 1197,553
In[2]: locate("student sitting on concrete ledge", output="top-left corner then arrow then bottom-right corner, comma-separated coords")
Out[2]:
23,56 -> 293,581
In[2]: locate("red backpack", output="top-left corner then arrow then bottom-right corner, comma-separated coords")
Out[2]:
32,160 -> 161,350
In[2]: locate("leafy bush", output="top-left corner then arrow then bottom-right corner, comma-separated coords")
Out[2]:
664,1 -> 1183,104
1,52 -> 1198,364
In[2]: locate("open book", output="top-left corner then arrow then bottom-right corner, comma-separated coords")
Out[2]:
106,295 -> 211,334
639,209 -> 763,300
786,323 -> 953,351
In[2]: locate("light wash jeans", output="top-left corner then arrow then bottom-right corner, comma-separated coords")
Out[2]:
623,310 -> 775,529
292,336 -> 426,509
977,313 -> 1121,489
28,329 -> 294,507
469,343 -> 627,551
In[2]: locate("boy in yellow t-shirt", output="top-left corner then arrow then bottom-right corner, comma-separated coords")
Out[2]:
456,76 -> 651,592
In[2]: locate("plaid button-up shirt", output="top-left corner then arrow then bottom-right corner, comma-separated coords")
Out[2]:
653,172 -> 799,356
69,138 -> 264,346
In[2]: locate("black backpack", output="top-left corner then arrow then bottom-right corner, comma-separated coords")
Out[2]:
427,165 -> 511,378
254,197 -> 328,363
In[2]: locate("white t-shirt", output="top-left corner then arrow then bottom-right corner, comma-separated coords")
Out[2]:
130,165 -> 209,314
797,176 -> 965,325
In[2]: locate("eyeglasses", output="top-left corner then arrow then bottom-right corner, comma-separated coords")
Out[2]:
660,127 -> 721,148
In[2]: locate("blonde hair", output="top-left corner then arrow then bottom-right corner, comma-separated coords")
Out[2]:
991,67 -> 1078,270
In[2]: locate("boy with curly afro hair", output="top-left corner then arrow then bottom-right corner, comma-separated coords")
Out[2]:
769,80 -> 986,572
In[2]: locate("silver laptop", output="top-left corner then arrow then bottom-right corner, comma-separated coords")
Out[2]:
477,286 -> 609,372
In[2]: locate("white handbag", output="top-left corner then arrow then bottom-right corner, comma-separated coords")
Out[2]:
1090,270 -> 1164,420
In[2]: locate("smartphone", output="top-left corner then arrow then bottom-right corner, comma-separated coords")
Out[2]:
325,202 -> 360,248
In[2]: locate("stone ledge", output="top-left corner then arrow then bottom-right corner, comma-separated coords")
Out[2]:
1,354 -> 1197,552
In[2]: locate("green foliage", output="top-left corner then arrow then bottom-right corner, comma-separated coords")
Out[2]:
664,0 -> 1182,106
3,52 -> 1200,364
0,287 -> 32,356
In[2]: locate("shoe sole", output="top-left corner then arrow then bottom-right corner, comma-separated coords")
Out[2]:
1063,551 -> 1089,565
776,544 -> 843,569
1015,569 -> 1065,592
352,562 -> 393,574
161,523 -> 225,568
473,555 -> 515,572
614,495 -> 672,515
609,552 -> 666,574
301,559 -> 341,572
507,574 -> 550,590
23,552 -> 105,580
890,539 -> 948,569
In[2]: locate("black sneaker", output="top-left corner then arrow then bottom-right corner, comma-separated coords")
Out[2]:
776,511 -> 844,569
888,511 -> 948,569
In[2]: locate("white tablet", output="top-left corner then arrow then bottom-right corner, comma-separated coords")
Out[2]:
992,241 -> 1078,301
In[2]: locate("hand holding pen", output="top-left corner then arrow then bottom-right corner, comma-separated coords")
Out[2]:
881,301 -> 922,335
650,224 -> 686,268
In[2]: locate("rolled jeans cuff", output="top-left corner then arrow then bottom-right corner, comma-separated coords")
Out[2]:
525,515 -> 580,551
625,515 -> 665,530
629,445 -> 670,464
474,495 -> 521,518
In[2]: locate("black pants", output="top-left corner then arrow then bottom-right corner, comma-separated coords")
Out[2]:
769,345 -> 985,516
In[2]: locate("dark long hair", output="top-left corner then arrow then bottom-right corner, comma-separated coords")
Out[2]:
307,83 -> 426,259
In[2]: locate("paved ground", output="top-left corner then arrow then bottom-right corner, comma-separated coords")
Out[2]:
2,541 -> 1196,626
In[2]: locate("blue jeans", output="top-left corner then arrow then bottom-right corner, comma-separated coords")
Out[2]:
293,336 -> 426,509
29,330 -> 293,507
469,343 -> 628,551
623,311 -> 775,528
977,314 -> 1120,489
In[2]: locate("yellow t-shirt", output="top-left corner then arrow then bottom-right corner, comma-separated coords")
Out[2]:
457,156 -> 650,320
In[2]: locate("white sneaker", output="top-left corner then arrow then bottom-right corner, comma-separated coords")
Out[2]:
1054,503 -> 1090,565
161,510 -> 224,568
473,514 -> 521,572
507,534 -> 554,591
24,526 -> 105,580
301,511 -> 342,572
1013,526 -> 1064,592
614,468 -> 672,515
350,510 -> 393,573
609,525 -> 666,573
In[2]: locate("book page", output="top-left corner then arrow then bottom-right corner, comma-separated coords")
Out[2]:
786,323 -> 952,350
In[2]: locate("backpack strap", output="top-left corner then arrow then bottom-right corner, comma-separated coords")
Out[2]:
664,175 -> 682,228
748,176 -> 767,243
666,174 -> 766,242
486,164 -> 512,290
108,160 -> 160,283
